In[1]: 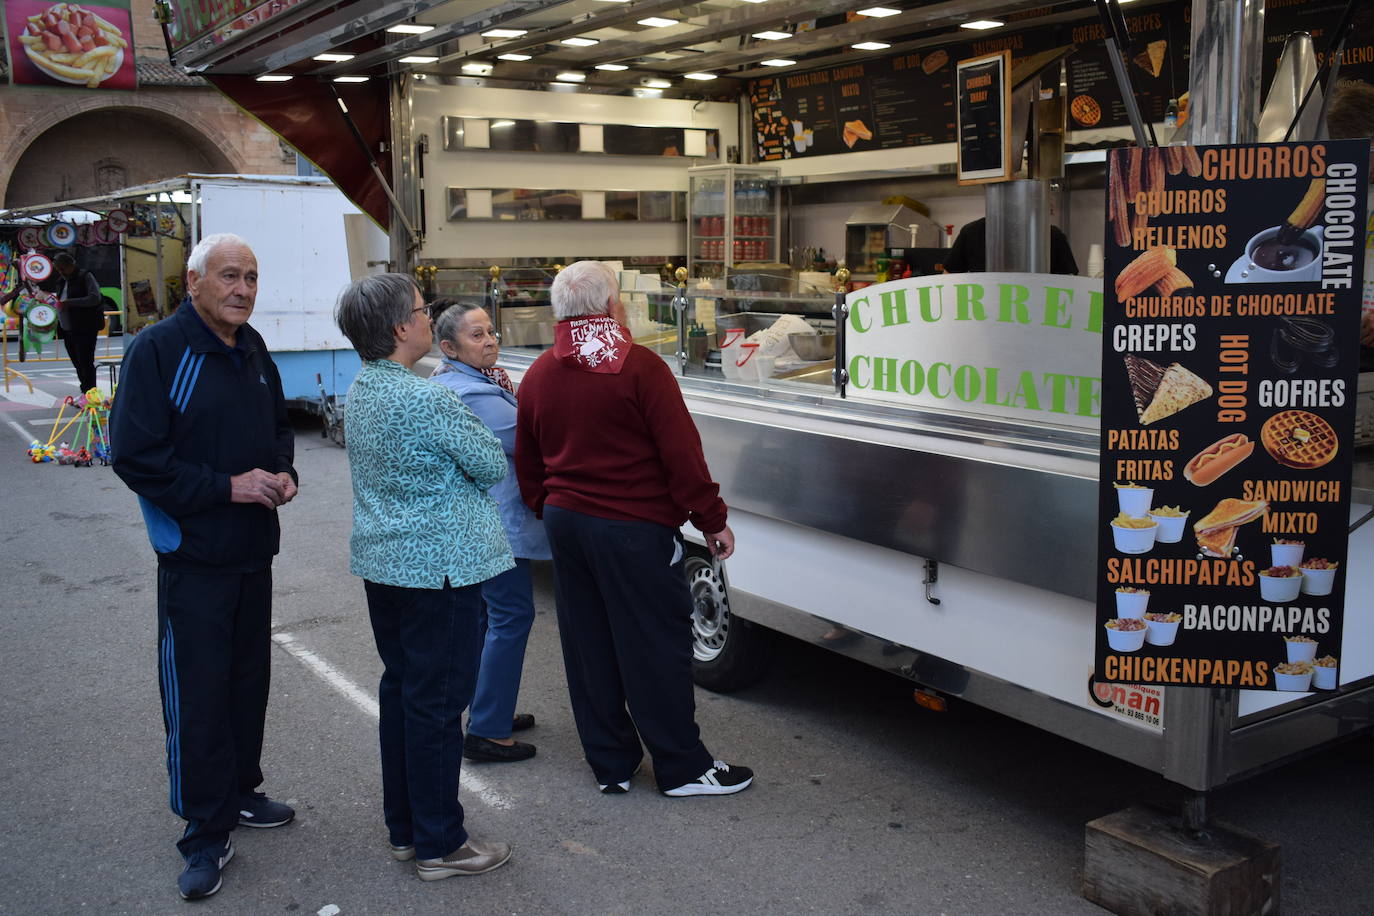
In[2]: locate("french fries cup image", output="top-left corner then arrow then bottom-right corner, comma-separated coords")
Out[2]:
1114,482 -> 1153,518
1299,560 -> 1338,597
1149,506 -> 1188,543
1270,540 -> 1305,568
19,4 -> 128,88
1114,587 -> 1149,618
1110,513 -> 1157,554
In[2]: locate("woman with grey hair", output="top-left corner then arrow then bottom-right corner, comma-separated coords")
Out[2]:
335,273 -> 514,880
429,300 -> 549,764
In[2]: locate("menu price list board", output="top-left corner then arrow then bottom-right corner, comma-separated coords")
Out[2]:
1065,2 -> 1190,132
1262,0 -> 1374,96
1094,140 -> 1367,691
956,51 -> 1011,184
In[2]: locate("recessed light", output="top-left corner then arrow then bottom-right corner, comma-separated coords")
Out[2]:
491,120 -> 516,128
856,6 -> 900,16
399,55 -> 438,64
498,53 -> 532,61
638,17 -> 677,27
481,28 -> 527,38
556,71 -> 587,82
595,63 -> 629,71
643,78 -> 672,88
760,58 -> 795,67
851,41 -> 890,50
562,37 -> 599,46
461,62 -> 494,74
960,19 -> 1004,30
334,75 -> 368,82
738,0 -> 769,4
635,87 -> 663,97
752,30 -> 791,40
386,24 -> 434,34
313,52 -> 354,61
684,72 -> 717,81
256,74 -> 293,81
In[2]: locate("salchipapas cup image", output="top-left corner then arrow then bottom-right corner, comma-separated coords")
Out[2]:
1104,617 -> 1147,652
1271,539 -> 1305,568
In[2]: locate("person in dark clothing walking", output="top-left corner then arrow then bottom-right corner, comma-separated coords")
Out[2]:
515,259 -> 753,799
110,233 -> 299,901
51,252 -> 105,393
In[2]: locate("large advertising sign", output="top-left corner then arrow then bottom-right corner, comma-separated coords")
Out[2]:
1095,140 -> 1367,691
843,273 -> 1104,429
4,0 -> 135,90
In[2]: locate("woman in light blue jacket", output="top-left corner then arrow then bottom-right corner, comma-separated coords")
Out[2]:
430,300 -> 550,763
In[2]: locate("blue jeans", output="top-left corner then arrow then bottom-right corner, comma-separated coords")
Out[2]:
365,579 -> 481,860
468,559 -> 536,740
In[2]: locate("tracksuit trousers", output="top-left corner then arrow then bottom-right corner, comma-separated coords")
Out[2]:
157,564 -> 272,857
543,505 -> 714,792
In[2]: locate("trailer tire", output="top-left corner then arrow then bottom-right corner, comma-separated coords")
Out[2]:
687,555 -> 771,693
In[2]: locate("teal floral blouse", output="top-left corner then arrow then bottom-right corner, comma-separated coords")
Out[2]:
345,359 -> 514,589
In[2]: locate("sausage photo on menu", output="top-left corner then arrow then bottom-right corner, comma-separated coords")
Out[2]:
1183,433 -> 1254,486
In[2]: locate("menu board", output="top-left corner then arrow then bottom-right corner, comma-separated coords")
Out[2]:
956,51 -> 1011,184
1065,3 -> 1191,132
1262,0 -> 1374,94
1095,140 -> 1368,691
749,52 -> 955,160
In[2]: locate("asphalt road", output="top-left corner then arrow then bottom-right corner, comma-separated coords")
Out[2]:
1,357 -> 1371,915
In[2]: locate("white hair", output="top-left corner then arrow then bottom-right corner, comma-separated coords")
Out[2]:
550,260 -> 618,320
187,233 -> 253,276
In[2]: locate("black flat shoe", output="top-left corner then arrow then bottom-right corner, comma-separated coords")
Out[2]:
512,713 -> 536,732
463,734 -> 536,762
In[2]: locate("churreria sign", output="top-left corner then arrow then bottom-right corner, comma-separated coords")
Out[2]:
844,273 -> 1105,428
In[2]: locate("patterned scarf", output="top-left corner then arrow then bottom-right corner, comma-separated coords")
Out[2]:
553,315 -> 633,374
430,360 -> 515,394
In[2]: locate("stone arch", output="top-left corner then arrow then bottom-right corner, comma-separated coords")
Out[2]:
1,94 -> 250,207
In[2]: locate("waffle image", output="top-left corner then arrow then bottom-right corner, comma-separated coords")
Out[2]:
1071,94 -> 1101,127
1260,410 -> 1338,470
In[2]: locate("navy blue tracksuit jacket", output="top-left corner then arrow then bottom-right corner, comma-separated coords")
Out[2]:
110,303 -> 296,571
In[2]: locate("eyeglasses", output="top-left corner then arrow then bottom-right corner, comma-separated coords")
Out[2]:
411,306 -> 429,318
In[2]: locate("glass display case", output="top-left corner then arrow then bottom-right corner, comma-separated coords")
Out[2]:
687,164 -> 782,281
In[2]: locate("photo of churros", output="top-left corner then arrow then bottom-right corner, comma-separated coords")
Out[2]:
8,2 -> 131,89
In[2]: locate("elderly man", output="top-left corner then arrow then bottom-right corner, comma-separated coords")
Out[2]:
515,259 -> 752,798
110,233 -> 298,900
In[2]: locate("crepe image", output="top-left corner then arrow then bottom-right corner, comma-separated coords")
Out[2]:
1133,40 -> 1167,78
1124,355 -> 1213,426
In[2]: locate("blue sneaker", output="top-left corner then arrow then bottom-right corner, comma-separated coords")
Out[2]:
178,839 -> 234,900
237,792 -> 295,828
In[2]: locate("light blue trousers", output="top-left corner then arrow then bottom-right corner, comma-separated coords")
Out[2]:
467,558 -> 536,739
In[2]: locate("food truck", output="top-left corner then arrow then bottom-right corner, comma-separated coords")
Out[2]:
151,0 -> 1373,904
1,174 -> 386,408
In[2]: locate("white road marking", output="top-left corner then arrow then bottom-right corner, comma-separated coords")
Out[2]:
2,389 -> 58,408
270,631 -> 513,810
6,419 -> 34,442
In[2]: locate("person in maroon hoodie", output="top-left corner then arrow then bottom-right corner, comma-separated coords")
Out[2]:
515,259 -> 753,798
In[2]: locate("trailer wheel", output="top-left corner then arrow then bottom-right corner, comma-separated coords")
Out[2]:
687,555 -> 770,692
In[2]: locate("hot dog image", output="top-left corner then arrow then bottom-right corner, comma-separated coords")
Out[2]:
1183,433 -> 1253,486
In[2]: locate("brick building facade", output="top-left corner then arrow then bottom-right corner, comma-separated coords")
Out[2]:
0,0 -> 295,207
